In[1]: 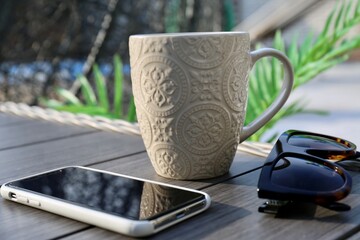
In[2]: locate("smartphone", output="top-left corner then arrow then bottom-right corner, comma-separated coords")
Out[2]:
1,166 -> 211,237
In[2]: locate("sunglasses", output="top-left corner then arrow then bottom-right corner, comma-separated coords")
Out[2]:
257,130 -> 358,214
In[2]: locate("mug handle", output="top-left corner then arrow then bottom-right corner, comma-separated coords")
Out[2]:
241,48 -> 294,141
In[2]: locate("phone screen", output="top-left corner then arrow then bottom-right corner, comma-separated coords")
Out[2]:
7,167 -> 205,220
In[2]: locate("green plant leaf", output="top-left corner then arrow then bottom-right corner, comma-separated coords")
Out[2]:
344,0 -> 354,25
356,0 -> 360,14
270,58 -> 282,92
297,55 -> 348,85
287,34 -> 299,70
93,64 -> 109,111
56,88 -> 82,105
38,97 -> 64,108
55,105 -> 117,119
78,75 -> 97,106
256,58 -> 272,105
113,54 -> 123,118
322,35 -> 360,61
273,30 -> 285,52
299,31 -> 313,64
247,76 -> 260,123
271,31 -> 285,90
319,1 -> 337,39
127,96 -> 137,122
334,1 -> 346,32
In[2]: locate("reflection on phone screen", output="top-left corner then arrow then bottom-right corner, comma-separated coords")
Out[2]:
9,167 -> 205,220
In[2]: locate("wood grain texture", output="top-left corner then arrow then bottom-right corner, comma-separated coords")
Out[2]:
0,136 -> 146,239
345,229 -> 360,240
0,117 -> 96,150
89,151 -> 265,190
0,113 -> 31,127
0,131 -> 146,184
0,200 -> 89,240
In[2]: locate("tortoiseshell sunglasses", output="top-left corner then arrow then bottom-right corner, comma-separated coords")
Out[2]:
257,130 -> 358,214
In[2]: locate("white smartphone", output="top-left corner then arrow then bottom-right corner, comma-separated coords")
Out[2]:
1,166 -> 211,237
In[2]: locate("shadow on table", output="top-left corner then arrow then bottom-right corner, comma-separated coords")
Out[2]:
152,201 -> 251,239
273,201 -> 359,224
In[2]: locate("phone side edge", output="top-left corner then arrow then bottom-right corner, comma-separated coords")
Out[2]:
152,191 -> 211,233
0,185 -> 155,237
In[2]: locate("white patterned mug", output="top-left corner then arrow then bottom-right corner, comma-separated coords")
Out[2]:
129,32 -> 293,180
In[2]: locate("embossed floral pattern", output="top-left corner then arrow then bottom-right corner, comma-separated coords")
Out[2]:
230,68 -> 247,104
143,66 -> 177,107
136,111 -> 152,148
190,70 -> 221,102
156,150 -> 184,178
231,112 -> 244,143
152,118 -> 173,142
143,39 -> 168,54
186,112 -> 223,148
193,157 -> 214,178
185,37 -> 222,59
222,56 -> 249,111
215,142 -> 237,176
174,36 -> 233,69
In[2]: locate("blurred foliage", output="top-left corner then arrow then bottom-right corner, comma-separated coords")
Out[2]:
246,0 -> 360,142
163,0 -> 223,33
40,55 -> 136,122
39,0 -> 360,142
223,0 -> 236,31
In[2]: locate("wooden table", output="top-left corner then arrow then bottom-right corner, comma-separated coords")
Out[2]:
1,112 -> 360,240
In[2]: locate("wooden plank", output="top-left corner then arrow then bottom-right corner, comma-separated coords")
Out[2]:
0,200 -> 89,240
0,117 -> 97,150
0,131 -> 146,184
0,113 -> 32,127
346,230 -> 360,240
61,170 -> 360,240
89,151 -> 264,189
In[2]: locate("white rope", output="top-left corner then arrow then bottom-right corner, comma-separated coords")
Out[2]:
0,102 -> 272,157
0,102 -> 140,135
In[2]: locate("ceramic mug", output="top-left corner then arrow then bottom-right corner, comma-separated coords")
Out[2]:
129,32 -> 294,180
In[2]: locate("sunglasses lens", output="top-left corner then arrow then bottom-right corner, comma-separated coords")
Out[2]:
288,134 -> 349,150
272,157 -> 345,191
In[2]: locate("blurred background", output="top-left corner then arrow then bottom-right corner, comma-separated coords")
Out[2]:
0,0 -> 359,142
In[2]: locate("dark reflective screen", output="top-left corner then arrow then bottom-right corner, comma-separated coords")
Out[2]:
271,157 -> 345,191
9,167 -> 204,220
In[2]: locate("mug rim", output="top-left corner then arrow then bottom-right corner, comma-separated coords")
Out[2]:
130,31 -> 249,38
